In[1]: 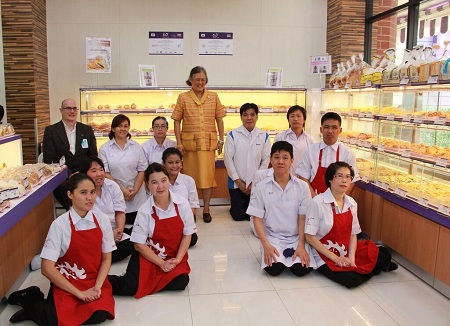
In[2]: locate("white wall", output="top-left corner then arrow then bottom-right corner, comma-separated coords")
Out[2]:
47,0 -> 327,123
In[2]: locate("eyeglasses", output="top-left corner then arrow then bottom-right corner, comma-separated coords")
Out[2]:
153,125 -> 167,129
333,173 -> 353,181
62,107 -> 78,111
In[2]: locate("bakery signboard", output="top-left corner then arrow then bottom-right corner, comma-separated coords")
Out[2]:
149,32 -> 184,55
199,32 -> 233,55
86,37 -> 111,73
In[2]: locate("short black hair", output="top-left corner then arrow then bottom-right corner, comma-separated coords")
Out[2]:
152,116 -> 169,128
239,103 -> 259,116
162,147 -> 183,162
78,156 -> 105,174
286,105 -> 307,120
325,162 -> 355,188
321,112 -> 341,126
270,141 -> 294,159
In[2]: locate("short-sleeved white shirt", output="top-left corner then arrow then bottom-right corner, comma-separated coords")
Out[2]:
274,129 -> 314,174
130,191 -> 197,244
295,141 -> 360,182
141,137 -> 176,164
304,188 -> 361,267
91,178 -> 126,229
170,173 -> 200,209
41,208 -> 116,262
99,138 -> 148,213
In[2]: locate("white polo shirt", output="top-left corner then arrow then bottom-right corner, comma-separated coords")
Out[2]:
41,208 -> 116,262
170,173 -> 200,209
92,178 -> 126,230
141,137 -> 177,164
295,141 -> 360,182
274,129 -> 314,174
130,191 -> 197,244
99,138 -> 148,213
224,125 -> 271,188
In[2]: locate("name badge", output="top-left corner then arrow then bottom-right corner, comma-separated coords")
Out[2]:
81,139 -> 89,149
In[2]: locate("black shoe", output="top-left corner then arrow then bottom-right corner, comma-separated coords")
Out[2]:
7,286 -> 41,306
383,262 -> 398,272
203,213 -> 212,223
10,309 -> 29,323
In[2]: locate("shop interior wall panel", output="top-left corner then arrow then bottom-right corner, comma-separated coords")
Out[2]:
380,200 -> 439,275
435,226 -> 450,287
1,0 -> 50,164
352,185 -> 371,234
369,193 -> 383,240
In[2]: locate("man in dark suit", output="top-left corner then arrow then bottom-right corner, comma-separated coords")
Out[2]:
43,98 -> 98,210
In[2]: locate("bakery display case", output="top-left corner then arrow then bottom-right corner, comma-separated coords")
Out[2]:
79,87 -> 307,148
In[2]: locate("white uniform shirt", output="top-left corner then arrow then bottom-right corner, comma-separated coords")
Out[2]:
130,191 -> 197,244
170,173 -> 200,209
41,208 -> 116,262
99,138 -> 148,213
92,178 -> 126,230
141,137 -> 176,164
274,129 -> 314,174
224,125 -> 271,188
62,121 -> 76,155
295,141 -> 360,182
304,188 -> 361,267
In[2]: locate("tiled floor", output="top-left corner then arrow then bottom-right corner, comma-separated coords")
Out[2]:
2,206 -> 450,325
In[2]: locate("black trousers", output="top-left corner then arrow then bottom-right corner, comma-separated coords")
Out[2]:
108,251 -> 189,296
125,211 -> 138,225
229,188 -> 250,221
112,238 -> 135,263
317,246 -> 392,288
264,262 -> 313,277
20,286 -> 108,326
53,179 -> 71,211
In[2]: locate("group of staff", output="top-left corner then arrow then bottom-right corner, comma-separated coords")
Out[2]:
6,66 -> 396,325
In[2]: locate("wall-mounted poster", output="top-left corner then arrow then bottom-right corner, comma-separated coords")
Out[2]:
310,55 -> 332,74
199,32 -> 233,55
149,32 -> 183,55
86,37 -> 111,73
265,68 -> 283,88
139,65 -> 157,87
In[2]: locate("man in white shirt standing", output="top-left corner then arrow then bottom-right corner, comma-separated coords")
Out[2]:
295,112 -> 359,197
141,116 -> 176,164
224,103 -> 271,221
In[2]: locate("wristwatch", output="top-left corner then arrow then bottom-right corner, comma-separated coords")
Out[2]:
218,140 -> 224,145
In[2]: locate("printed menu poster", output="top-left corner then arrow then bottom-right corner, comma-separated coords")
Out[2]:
86,37 -> 111,73
310,55 -> 332,74
265,68 -> 283,88
199,32 -> 233,55
149,32 -> 183,55
139,65 -> 158,87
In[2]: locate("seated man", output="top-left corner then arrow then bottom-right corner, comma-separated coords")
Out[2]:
247,141 -> 315,276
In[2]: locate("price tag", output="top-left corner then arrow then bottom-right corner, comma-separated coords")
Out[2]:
130,132 -> 137,137
110,109 -> 120,114
427,75 -> 439,84
386,114 -> 395,121
418,198 -> 429,207
436,158 -> 449,167
344,82 -> 351,89
434,117 -> 445,125
362,175 -> 370,183
402,115 -> 411,122
260,108 -> 274,113
226,108 -> 236,113
350,138 -> 357,145
94,132 -> 103,137
358,113 -> 365,118
365,113 -> 373,118
378,144 -> 385,152
400,77 -> 410,85
413,116 -> 423,124
376,181 -> 388,190
7,188 -> 20,199
333,84 -> 339,90
394,187 -> 406,198
401,150 -> 411,158
365,80 -> 372,87
438,205 -> 450,216
357,140 -> 364,147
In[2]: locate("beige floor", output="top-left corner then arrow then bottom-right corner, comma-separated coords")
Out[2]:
2,205 -> 450,325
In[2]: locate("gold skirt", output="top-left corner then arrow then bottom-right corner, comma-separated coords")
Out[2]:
182,150 -> 217,189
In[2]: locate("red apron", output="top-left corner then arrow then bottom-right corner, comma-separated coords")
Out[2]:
135,203 -> 190,298
54,213 -> 115,326
310,146 -> 340,194
318,203 -> 379,274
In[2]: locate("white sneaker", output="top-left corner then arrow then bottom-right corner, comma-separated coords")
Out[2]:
29,254 -> 42,271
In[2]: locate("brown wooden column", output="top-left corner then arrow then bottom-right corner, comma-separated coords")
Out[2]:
1,0 -> 49,164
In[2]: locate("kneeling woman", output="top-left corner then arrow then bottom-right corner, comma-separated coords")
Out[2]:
8,173 -> 115,325
108,163 -> 197,298
305,162 -> 397,288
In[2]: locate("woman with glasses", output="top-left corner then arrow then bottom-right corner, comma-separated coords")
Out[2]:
141,116 -> 176,164
305,162 -> 397,288
99,114 -> 148,225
